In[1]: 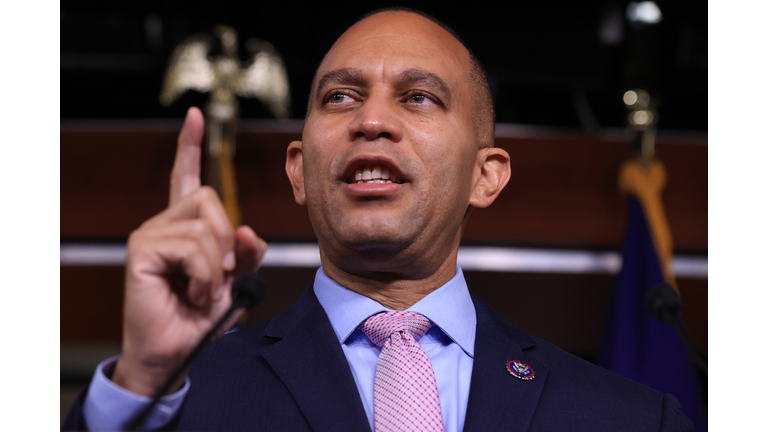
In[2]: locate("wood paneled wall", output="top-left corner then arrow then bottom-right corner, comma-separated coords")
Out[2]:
61,122 -> 706,250
60,121 -> 707,359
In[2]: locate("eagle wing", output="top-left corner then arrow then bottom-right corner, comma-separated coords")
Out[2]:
238,39 -> 291,119
160,35 -> 215,106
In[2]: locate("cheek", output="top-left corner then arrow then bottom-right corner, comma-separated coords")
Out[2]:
410,122 -> 476,194
301,124 -> 339,187
306,115 -> 353,156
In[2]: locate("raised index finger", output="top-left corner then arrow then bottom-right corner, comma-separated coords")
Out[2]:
169,107 -> 205,206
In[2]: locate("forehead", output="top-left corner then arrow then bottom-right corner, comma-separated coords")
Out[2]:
316,12 -> 470,89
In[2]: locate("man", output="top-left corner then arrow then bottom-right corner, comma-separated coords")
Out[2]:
64,8 -> 694,431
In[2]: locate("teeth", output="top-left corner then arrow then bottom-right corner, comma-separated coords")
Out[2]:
351,165 -> 402,184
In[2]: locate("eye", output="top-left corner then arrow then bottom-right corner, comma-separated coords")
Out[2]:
328,93 -> 353,104
407,93 -> 436,105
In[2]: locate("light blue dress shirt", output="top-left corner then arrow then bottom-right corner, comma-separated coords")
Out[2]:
313,266 -> 476,432
82,265 -> 477,432
83,356 -> 189,431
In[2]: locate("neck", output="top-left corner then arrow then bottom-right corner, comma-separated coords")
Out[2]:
319,249 -> 459,310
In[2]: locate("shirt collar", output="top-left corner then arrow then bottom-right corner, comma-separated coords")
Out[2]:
313,265 -> 475,357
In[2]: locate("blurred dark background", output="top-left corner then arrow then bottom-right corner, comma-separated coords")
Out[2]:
61,0 -> 707,131
60,1 -> 708,423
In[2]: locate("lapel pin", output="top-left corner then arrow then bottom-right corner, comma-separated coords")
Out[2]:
506,360 -> 535,380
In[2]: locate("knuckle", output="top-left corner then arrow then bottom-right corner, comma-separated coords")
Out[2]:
198,185 -> 219,201
127,229 -> 141,244
124,230 -> 156,270
220,223 -> 234,241
196,261 -> 213,282
126,229 -> 148,250
188,219 -> 209,238
179,238 -> 199,256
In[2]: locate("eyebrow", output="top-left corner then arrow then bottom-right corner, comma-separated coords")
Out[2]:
314,68 -> 366,102
398,68 -> 452,105
313,67 -> 452,106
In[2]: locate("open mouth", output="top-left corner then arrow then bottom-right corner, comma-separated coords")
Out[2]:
346,164 -> 406,184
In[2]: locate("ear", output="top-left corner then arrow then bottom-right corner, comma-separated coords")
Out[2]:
469,147 -> 511,209
285,141 -> 306,205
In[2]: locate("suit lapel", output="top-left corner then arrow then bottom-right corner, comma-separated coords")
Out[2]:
463,297 -> 549,432
260,287 -> 371,432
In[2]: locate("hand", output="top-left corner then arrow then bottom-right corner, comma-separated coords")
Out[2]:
112,107 -> 268,396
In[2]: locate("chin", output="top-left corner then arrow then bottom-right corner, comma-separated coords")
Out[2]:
335,219 -> 416,254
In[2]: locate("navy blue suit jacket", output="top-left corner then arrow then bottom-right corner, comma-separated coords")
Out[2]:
64,286 -> 694,431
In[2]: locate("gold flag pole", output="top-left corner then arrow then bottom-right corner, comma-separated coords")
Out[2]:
619,89 -> 678,291
206,110 -> 241,228
204,26 -> 243,228
159,25 -> 292,324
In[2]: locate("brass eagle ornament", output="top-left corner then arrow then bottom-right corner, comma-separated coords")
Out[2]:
160,25 -> 291,226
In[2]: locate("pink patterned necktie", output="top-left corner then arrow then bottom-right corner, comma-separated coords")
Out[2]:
360,311 -> 444,432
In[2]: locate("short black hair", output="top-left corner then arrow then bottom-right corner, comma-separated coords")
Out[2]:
308,7 -> 496,148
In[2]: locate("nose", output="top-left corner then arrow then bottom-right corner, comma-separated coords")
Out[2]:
348,93 -> 403,143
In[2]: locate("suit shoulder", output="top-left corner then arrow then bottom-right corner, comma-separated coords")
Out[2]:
528,336 -> 693,430
193,285 -> 321,373
471,295 -> 695,431
492,299 -> 661,397
196,317 -> 277,366
473,294 -> 659,397
201,285 -> 319,358
531,332 -> 661,398
473,298 -> 688,416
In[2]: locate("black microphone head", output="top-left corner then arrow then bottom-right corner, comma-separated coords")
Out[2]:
231,271 -> 266,309
646,282 -> 682,324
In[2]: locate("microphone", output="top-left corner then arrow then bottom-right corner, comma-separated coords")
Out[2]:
126,271 -> 266,431
231,270 -> 266,310
646,282 -> 707,375
646,282 -> 682,325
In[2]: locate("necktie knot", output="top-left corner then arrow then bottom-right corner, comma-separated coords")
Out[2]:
360,311 -> 433,347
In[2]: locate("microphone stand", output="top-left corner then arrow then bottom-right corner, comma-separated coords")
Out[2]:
646,282 -> 707,405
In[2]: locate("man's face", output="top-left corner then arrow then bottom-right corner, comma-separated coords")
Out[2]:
289,12 -> 482,276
